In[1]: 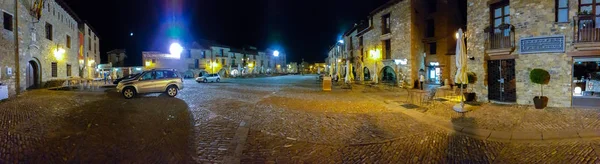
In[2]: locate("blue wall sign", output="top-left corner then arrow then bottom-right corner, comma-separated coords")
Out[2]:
519,35 -> 565,54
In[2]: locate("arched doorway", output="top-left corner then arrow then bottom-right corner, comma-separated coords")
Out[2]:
230,69 -> 240,77
364,67 -> 371,81
26,60 -> 40,89
381,66 -> 396,83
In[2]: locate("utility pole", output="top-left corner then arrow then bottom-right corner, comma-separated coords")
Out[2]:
14,0 -> 20,95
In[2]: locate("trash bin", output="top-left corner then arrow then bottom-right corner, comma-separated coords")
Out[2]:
0,85 -> 8,101
323,76 -> 332,91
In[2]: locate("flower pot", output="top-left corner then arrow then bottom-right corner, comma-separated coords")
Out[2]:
533,96 -> 548,109
464,92 -> 476,102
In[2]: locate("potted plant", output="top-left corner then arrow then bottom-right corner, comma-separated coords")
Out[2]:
464,72 -> 478,102
530,69 -> 551,109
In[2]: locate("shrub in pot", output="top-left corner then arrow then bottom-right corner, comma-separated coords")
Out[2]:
530,69 -> 550,109
463,72 -> 478,102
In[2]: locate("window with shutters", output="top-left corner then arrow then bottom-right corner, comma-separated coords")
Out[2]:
382,14 -> 391,34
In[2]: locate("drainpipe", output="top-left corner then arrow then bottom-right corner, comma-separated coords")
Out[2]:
14,0 -> 21,95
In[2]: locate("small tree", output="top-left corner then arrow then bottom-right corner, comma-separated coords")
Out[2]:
530,69 -> 550,97
461,72 -> 477,92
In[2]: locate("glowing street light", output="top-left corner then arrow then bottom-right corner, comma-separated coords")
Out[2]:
169,42 -> 183,58
369,49 -> 382,83
273,50 -> 280,57
338,40 -> 344,44
54,48 -> 66,60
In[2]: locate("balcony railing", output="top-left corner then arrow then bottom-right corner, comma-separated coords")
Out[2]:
485,24 -> 515,50
574,15 -> 600,43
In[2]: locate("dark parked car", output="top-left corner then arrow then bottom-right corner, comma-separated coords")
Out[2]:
113,73 -> 141,85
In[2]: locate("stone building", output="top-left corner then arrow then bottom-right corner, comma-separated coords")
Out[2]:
338,0 -> 465,86
466,0 -> 599,108
169,40 -> 287,78
0,0 -> 97,98
80,22 -> 99,79
107,49 -> 126,67
142,51 -> 186,73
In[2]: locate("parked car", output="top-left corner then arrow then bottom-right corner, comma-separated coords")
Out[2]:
113,73 -> 141,85
116,69 -> 184,99
196,74 -> 221,83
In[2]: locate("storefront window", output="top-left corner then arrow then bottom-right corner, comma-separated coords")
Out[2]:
572,58 -> 600,107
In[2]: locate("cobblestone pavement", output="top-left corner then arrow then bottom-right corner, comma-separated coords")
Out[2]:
361,85 -> 600,133
3,75 -> 600,163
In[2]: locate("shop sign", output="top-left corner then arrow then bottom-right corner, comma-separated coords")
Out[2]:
519,35 -> 565,54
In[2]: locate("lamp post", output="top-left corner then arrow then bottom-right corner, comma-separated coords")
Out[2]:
273,50 -> 280,73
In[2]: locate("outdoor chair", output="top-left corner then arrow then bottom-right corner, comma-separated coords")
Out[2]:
421,88 -> 438,106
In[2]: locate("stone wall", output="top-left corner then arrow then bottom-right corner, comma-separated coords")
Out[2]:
466,0 -> 490,102
1,0 -> 82,98
467,0 -> 577,107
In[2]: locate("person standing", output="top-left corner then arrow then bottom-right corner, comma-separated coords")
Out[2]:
419,74 -> 425,90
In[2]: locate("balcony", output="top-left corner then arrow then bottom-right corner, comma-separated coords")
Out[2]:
485,24 -> 515,56
573,15 -> 600,51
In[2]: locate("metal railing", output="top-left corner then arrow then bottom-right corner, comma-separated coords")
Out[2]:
574,15 -> 600,43
485,24 -> 515,50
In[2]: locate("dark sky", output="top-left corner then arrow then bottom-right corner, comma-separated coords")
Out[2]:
63,0 -> 390,66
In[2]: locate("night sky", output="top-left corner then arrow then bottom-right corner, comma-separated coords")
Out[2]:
63,0 -> 390,66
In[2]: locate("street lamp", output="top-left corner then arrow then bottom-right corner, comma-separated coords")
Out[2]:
54,47 -> 66,61
169,42 -> 183,59
369,49 -> 382,84
273,50 -> 280,73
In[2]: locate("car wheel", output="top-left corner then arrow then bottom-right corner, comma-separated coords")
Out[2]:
216,78 -> 220,83
122,87 -> 136,99
166,86 -> 178,97
203,79 -> 208,83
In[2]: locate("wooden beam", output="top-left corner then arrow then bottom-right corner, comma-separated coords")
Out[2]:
567,50 -> 600,57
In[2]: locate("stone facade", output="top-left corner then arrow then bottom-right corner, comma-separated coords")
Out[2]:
0,0 -> 92,98
81,23 -> 100,79
467,0 -> 577,107
361,0 -> 415,85
151,41 -> 287,78
107,49 -> 126,67
335,0 -> 463,88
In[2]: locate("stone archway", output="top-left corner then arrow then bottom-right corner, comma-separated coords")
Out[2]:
380,66 -> 396,83
364,67 -> 371,81
26,59 -> 41,89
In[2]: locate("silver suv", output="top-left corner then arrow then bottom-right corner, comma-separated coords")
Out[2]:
117,69 -> 184,99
